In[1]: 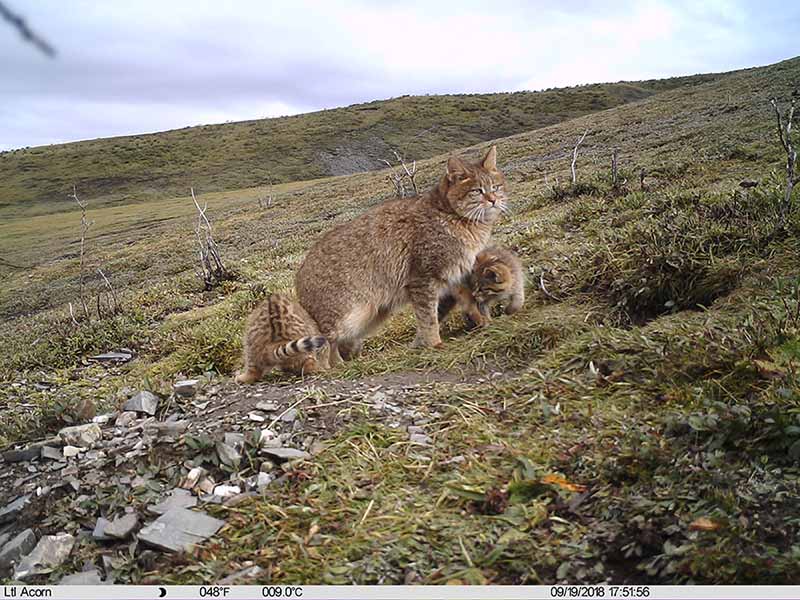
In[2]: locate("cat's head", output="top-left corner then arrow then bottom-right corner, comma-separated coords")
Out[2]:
473,261 -> 513,304
442,146 -> 507,224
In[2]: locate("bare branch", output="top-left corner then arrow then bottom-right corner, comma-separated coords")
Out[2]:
0,1 -> 55,57
69,186 -> 92,321
769,96 -> 797,228
97,268 -> 119,316
191,187 -> 229,289
571,128 -> 589,185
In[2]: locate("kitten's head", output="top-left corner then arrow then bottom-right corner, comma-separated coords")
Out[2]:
473,261 -> 513,304
442,146 -> 507,224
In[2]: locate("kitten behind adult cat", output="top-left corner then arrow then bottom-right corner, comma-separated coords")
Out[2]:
235,292 -> 328,383
439,245 -> 525,327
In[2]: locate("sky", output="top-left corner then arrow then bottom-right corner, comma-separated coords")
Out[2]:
1,0 -> 798,151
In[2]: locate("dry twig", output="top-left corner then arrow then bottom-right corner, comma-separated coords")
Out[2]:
770,96 -> 797,227
571,128 -> 589,185
191,187 -> 228,289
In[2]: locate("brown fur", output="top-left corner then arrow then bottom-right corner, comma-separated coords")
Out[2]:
235,292 -> 328,383
295,146 -> 507,363
440,245 -> 525,327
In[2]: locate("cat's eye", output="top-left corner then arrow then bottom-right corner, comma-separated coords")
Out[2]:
470,188 -> 482,194
491,184 -> 501,192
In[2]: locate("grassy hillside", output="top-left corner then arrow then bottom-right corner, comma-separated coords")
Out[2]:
0,73 -> 723,219
0,56 -> 799,584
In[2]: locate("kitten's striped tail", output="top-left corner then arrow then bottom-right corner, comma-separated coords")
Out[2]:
273,336 -> 327,360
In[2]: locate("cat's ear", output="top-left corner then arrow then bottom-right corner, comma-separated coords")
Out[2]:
446,156 -> 468,183
482,145 -> 497,171
484,267 -> 500,283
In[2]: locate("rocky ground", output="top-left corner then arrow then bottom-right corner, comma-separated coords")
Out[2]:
0,355 -> 485,584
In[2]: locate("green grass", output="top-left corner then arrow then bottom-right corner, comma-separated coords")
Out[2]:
1,56 -> 800,584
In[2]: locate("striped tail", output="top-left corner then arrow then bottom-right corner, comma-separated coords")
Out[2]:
273,336 -> 327,360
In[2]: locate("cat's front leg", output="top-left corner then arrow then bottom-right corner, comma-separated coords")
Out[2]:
408,281 -> 443,348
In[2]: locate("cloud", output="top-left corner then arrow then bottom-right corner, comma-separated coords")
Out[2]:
0,0 -> 797,149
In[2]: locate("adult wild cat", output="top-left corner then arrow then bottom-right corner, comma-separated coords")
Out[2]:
295,145 -> 507,364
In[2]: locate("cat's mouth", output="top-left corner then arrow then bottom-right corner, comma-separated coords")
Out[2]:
462,202 -> 506,223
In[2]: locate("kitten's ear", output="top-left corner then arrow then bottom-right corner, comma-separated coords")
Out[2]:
446,156 -> 468,182
484,267 -> 500,283
482,145 -> 497,171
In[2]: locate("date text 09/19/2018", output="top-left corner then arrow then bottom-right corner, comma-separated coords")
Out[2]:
550,586 -> 651,598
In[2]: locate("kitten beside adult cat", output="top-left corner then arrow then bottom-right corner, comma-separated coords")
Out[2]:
295,146 -> 507,365
438,245 -> 525,328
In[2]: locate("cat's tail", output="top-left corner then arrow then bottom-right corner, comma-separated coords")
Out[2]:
273,336 -> 328,360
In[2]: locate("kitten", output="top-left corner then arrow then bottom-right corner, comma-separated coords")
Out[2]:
439,245 -> 525,328
235,292 -> 328,383
295,146 -> 507,364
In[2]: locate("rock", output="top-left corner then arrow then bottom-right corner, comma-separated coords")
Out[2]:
89,351 -> 132,363
92,517 -> 111,541
63,446 -> 83,458
2,446 -> 41,463
123,391 -> 159,416
180,466 -> 207,490
261,447 -> 310,462
148,489 -> 197,515
212,485 -> 241,498
280,408 -> 298,423
60,569 -> 104,584
256,472 -> 274,489
409,433 -> 432,445
220,565 -> 264,584
255,401 -> 278,412
58,423 -> 102,448
739,179 -> 759,188
138,508 -> 224,553
0,495 -> 31,524
104,514 -> 138,539
197,477 -> 216,495
248,412 -> 266,422
92,413 -> 114,425
173,379 -> 199,397
224,492 -> 257,507
223,433 -> 245,450
216,442 -> 241,469
13,533 -> 75,580
41,446 -> 62,461
0,529 -> 36,571
115,411 -> 137,427
407,425 -> 425,435
145,420 -> 189,437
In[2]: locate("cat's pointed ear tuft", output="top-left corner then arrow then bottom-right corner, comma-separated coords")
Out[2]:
446,156 -> 468,182
482,145 -> 497,171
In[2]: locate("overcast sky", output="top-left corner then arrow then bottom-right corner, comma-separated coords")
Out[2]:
1,0 -> 797,150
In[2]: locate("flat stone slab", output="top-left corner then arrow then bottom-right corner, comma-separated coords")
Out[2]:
41,446 -> 63,461
0,529 -> 36,571
60,569 -> 105,584
123,391 -> 159,415
0,495 -> 32,524
13,533 -> 75,580
58,423 -> 102,448
138,507 -> 224,553
89,351 -> 132,363
173,379 -> 199,397
104,513 -> 138,539
2,446 -> 41,463
92,517 -> 111,541
216,442 -> 241,468
148,488 -> 197,515
261,447 -> 310,462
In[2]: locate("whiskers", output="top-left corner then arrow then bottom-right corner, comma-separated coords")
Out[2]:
464,204 -> 487,223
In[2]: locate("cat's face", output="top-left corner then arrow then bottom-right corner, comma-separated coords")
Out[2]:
445,146 -> 507,224
473,262 -> 513,304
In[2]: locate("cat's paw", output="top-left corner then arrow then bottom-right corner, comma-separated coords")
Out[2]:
410,336 -> 443,349
235,369 -> 258,384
